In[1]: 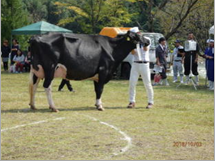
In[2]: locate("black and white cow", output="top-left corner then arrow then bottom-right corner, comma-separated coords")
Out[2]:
29,31 -> 150,112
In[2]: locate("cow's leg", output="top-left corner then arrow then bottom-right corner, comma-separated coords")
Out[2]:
43,77 -> 58,112
94,81 -> 105,111
29,72 -> 40,110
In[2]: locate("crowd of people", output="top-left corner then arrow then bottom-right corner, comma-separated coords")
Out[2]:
152,33 -> 214,91
127,28 -> 214,110
1,39 -> 31,73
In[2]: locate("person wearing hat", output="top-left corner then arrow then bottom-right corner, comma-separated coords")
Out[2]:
204,39 -> 214,90
172,40 -> 184,83
127,27 -> 154,109
155,37 -> 169,86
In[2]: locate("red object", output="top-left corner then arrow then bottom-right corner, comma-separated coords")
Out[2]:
16,63 -> 24,72
154,74 -> 161,83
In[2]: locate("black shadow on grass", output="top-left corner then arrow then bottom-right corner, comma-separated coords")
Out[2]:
1,107 -> 96,113
1,106 -> 145,114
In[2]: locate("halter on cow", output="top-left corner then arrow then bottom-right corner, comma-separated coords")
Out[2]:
29,30 -> 150,112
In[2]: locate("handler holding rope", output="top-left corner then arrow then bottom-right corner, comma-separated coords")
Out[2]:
127,27 -> 154,109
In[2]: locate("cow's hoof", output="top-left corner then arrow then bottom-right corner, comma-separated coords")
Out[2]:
96,105 -> 104,111
49,107 -> 59,112
29,104 -> 37,110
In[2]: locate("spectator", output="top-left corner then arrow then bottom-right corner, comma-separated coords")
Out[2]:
204,39 -> 214,90
24,51 -> 31,72
183,33 -> 199,85
13,49 -> 25,73
11,39 -> 19,65
156,37 -> 169,86
1,40 -> 10,71
58,79 -> 74,92
172,40 -> 184,83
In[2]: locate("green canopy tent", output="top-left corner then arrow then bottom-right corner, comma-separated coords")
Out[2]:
10,21 -> 72,55
11,21 -> 72,35
10,21 -> 72,64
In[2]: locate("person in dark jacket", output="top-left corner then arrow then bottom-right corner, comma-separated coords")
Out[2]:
58,79 -> 75,92
1,40 -> 11,71
155,37 -> 169,86
11,39 -> 19,65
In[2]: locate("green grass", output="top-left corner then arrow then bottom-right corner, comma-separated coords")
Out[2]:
1,72 -> 214,160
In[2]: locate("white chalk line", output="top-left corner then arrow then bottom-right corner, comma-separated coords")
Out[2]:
1,114 -> 132,158
82,114 -> 132,156
1,117 -> 65,132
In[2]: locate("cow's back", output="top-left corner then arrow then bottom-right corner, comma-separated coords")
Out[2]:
30,33 -> 111,80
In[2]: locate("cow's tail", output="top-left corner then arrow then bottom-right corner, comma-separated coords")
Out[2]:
29,36 -> 41,71
29,68 -> 34,109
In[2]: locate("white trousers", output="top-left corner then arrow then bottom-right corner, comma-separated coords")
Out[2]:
129,63 -> 154,104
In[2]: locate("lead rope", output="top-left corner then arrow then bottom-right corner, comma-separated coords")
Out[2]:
136,43 -> 142,61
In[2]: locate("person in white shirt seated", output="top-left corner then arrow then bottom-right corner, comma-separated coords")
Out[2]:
13,49 -> 25,73
127,27 -> 154,109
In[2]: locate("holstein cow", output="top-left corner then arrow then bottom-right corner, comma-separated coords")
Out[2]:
29,31 -> 150,112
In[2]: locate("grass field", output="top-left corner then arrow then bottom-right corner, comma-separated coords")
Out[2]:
1,72 -> 214,160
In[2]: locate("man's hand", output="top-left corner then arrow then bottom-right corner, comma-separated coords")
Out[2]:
194,58 -> 198,63
207,56 -> 214,59
131,50 -> 136,55
143,46 -> 148,51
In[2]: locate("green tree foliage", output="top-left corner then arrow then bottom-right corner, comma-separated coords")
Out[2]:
125,0 -> 170,32
55,0 -> 133,34
22,0 -> 48,22
1,0 -> 30,50
180,0 -> 214,51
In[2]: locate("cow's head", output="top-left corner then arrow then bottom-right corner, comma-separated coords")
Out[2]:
126,31 -> 150,47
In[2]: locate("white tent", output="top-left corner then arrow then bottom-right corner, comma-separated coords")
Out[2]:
209,25 -> 214,35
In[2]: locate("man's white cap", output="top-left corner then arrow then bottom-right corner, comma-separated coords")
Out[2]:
130,27 -> 139,33
210,39 -> 214,43
207,39 -> 214,43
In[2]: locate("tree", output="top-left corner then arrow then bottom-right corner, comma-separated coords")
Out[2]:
156,0 -> 214,51
125,0 -> 170,32
179,0 -> 214,51
55,0 -> 132,34
22,0 -> 48,22
1,0 -> 30,49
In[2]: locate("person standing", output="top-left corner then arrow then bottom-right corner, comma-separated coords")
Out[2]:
183,33 -> 199,85
156,37 -> 169,86
58,79 -> 74,92
10,39 -> 19,65
127,27 -> 154,109
204,39 -> 214,90
172,40 -> 184,83
1,40 -> 11,71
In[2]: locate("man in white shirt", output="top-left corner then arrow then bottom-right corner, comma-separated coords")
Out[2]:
127,27 -> 154,109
